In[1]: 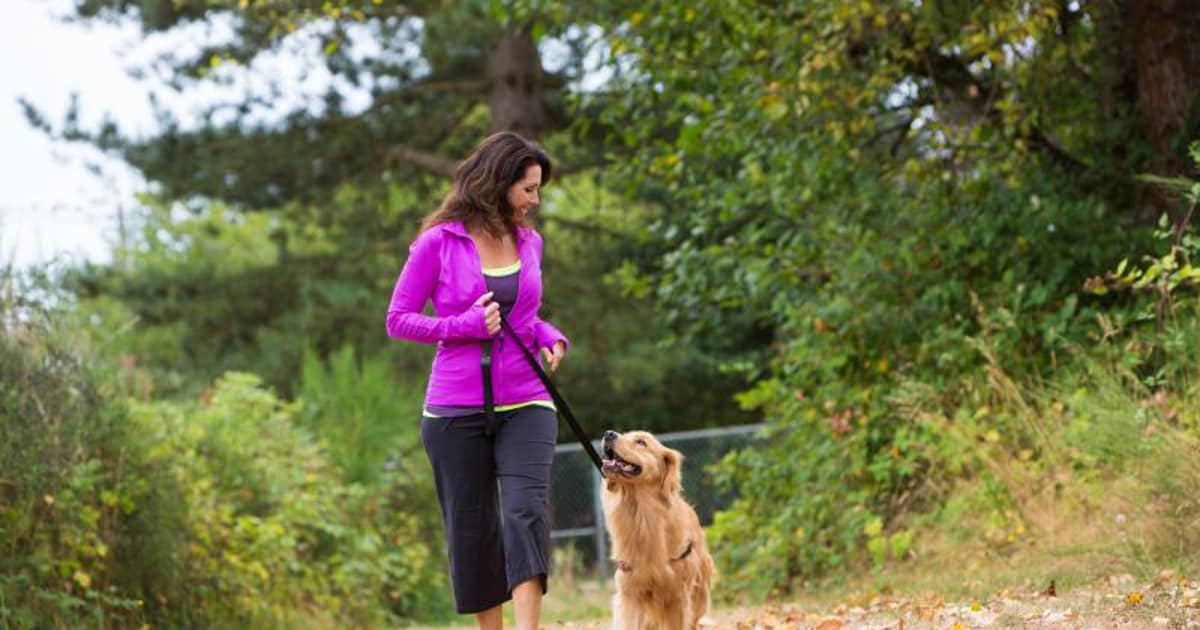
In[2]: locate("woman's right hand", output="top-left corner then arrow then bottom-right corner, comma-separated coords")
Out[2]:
475,291 -> 501,335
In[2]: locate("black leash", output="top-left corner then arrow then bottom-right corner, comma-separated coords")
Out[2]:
480,318 -> 604,473
481,339 -> 497,435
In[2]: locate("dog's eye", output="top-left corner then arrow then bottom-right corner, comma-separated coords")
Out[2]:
635,438 -> 646,446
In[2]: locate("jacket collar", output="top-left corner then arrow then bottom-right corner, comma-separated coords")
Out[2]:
441,221 -> 471,238
441,220 -> 531,245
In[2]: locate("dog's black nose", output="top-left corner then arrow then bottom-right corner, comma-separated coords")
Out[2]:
603,430 -> 618,441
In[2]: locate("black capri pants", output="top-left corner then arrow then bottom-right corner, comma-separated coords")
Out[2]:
420,405 -> 557,614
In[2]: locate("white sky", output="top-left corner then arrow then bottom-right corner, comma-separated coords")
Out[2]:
0,0 -> 150,269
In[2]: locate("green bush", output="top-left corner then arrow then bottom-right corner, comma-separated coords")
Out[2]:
1,274 -> 153,628
126,371 -> 443,627
702,134 -> 1200,596
703,183 -> 1127,592
1,273 -> 451,627
710,300 -> 1200,596
294,343 -> 453,618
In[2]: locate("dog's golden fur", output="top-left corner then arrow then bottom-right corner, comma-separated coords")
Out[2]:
600,430 -> 715,630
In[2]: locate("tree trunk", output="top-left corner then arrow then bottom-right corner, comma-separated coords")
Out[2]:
487,28 -> 547,140
1129,0 -> 1200,223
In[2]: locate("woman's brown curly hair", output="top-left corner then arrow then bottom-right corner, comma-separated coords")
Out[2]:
421,131 -> 552,239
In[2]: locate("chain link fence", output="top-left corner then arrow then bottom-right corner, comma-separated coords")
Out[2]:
548,424 -> 764,577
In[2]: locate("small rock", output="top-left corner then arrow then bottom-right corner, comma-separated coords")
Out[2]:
966,610 -> 997,627
1152,617 -> 1169,626
1044,610 -> 1068,623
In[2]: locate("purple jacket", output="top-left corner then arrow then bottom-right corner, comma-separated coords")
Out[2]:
386,220 -> 569,407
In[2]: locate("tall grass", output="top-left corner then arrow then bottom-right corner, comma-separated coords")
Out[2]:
888,300 -> 1200,586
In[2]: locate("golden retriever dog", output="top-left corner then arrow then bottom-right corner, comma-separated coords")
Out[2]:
600,430 -> 715,630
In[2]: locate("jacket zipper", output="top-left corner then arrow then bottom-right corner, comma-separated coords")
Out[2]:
473,239 -> 503,408
470,228 -> 525,409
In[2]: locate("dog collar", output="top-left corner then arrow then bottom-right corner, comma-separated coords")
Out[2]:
616,540 -> 693,572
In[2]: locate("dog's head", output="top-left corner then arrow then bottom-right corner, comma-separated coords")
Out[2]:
601,430 -> 682,495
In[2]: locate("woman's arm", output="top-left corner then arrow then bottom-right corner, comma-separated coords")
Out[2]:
533,317 -> 569,353
534,317 -> 568,372
386,231 -> 490,343
528,230 -> 570,353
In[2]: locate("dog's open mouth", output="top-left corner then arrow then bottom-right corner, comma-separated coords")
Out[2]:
602,444 -> 642,477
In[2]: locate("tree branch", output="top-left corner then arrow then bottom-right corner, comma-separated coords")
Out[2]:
922,49 -> 1092,174
385,144 -> 458,178
365,79 -> 487,114
538,213 -> 628,238
863,117 -> 917,154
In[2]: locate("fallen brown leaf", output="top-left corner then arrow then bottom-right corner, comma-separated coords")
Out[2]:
813,617 -> 845,630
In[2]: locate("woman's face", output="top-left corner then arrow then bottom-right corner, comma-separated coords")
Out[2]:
506,164 -> 542,221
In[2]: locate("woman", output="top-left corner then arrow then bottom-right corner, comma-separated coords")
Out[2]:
386,131 -> 567,630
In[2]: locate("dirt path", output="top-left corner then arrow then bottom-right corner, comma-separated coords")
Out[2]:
535,571 -> 1200,629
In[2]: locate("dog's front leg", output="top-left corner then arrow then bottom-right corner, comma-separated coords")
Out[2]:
639,587 -> 685,630
613,592 -> 645,629
665,599 -> 688,630
688,579 -> 709,629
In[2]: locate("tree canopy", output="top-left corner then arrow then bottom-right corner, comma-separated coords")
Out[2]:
45,0 -> 594,208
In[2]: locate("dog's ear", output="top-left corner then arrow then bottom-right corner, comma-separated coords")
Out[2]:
660,447 -> 683,496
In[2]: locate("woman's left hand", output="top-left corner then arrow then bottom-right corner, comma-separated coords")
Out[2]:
541,341 -> 566,373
